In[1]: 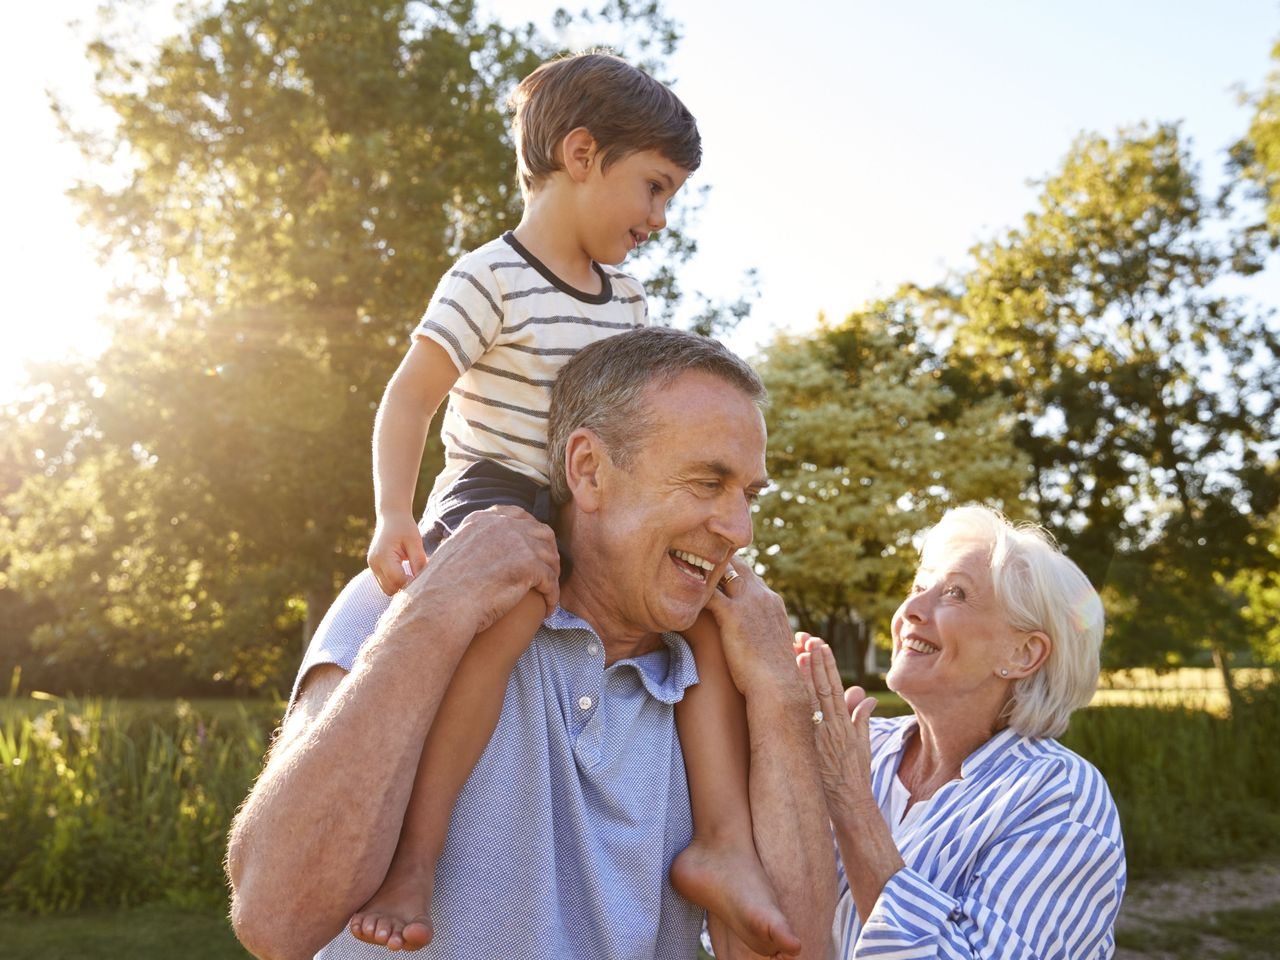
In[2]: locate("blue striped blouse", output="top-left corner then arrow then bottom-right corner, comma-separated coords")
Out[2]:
833,716 -> 1126,959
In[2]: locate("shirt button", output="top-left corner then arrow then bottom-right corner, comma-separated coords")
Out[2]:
578,696 -> 593,711
587,643 -> 599,656
948,907 -> 965,922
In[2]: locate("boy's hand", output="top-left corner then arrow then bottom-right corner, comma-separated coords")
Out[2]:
368,512 -> 428,596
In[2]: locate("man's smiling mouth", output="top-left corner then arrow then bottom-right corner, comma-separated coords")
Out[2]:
669,549 -> 715,583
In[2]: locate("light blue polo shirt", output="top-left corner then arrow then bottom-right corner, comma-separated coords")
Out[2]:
300,604 -> 705,960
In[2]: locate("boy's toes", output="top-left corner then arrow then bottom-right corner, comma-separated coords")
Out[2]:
402,918 -> 433,950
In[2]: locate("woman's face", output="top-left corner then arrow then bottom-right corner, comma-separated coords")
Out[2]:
886,534 -> 1023,707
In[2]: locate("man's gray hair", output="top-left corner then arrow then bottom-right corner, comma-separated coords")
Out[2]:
548,327 -> 766,505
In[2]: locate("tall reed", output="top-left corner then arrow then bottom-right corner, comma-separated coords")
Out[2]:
0,695 -> 274,913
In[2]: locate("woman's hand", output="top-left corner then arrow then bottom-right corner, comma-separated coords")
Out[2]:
796,635 -> 878,825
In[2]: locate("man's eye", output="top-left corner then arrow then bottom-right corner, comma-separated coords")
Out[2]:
944,585 -> 965,599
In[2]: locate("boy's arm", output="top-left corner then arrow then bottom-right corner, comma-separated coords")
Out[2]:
367,337 -> 460,595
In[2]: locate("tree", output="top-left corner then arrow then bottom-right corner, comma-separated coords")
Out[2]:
1231,35 -> 1280,245
923,125 -> 1280,702
752,300 -> 1028,678
2,0 -> 711,693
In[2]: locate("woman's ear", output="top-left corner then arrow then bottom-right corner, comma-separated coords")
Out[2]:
559,126 -> 598,183
1005,631 -> 1051,679
564,427 -> 606,512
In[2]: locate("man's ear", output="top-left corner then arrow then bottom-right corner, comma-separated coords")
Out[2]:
1005,631 -> 1051,680
559,126 -> 598,183
565,427 -> 607,512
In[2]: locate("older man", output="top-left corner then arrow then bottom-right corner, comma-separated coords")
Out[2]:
226,328 -> 835,959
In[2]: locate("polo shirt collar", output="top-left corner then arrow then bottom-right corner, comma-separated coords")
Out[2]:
544,607 -> 698,705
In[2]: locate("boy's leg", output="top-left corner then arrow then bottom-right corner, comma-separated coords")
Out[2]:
671,611 -> 802,958
349,589 -> 546,951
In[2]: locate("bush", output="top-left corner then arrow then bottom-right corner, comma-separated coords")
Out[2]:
1061,683 -> 1280,878
0,696 -> 276,913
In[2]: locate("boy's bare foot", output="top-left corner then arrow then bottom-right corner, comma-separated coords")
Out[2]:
671,836 -> 801,958
349,868 -> 434,952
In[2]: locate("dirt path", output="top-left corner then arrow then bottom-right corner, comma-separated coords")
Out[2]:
1116,857 -> 1280,959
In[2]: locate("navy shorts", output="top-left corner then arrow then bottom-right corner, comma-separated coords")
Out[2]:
423,459 -> 571,580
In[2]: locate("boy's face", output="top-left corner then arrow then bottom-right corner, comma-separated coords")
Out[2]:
579,149 -> 690,265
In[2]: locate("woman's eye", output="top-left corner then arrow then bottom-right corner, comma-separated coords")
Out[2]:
944,585 -> 965,599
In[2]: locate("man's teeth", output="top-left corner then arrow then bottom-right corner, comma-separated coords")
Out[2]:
672,549 -> 714,572
902,637 -> 939,654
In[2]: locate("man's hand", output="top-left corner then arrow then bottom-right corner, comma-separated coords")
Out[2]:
367,511 -> 427,596
703,557 -> 799,696
401,505 -> 561,634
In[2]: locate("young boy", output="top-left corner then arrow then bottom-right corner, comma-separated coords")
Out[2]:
314,53 -> 796,955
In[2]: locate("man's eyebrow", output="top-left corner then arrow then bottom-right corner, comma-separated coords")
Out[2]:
693,460 -> 770,490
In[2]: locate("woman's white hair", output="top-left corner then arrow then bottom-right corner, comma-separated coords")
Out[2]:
924,505 -> 1105,739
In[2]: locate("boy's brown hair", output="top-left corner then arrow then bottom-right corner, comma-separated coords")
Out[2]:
508,52 -> 701,195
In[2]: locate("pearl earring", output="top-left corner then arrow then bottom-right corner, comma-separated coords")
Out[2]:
1000,668 -> 1009,677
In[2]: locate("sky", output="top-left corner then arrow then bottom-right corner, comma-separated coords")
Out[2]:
3,0 -> 1278,399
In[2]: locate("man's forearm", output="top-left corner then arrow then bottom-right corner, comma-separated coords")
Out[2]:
745,680 -> 837,959
227,593 -> 471,959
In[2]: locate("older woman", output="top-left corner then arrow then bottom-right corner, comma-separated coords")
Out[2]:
799,505 -> 1125,959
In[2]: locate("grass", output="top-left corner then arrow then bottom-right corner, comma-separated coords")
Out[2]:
0,904 -> 250,960
1115,903 -> 1280,959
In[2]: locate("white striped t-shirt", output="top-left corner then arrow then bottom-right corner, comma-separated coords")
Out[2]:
413,232 -> 647,508
833,715 -> 1126,959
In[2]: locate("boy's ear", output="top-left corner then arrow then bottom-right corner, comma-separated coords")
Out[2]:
560,126 -> 598,183
565,427 -> 606,512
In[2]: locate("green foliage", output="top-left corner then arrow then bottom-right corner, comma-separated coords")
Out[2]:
922,124 -> 1280,671
0,695 -> 276,913
1061,682 -> 1280,877
1233,36 -> 1280,245
1,0 -> 715,694
753,300 -> 1028,673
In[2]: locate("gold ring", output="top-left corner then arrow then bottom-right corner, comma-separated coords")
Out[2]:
723,568 -> 741,583
812,710 -> 824,725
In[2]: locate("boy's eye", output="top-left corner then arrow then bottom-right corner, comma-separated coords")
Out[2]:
649,181 -> 662,195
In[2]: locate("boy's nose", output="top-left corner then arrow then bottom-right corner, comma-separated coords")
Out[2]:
648,204 -> 666,231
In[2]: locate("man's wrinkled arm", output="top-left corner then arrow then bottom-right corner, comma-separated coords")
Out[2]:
705,567 -> 836,960
226,589 -> 473,960
744,672 -> 837,959
225,507 -> 560,960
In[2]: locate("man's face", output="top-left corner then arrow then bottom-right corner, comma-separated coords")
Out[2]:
591,370 -> 768,635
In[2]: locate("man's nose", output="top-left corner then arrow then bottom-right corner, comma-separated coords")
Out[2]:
711,494 -> 754,549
